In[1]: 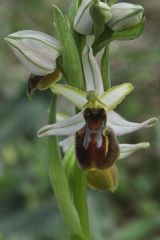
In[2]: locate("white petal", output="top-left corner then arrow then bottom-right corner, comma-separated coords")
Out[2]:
82,46 -> 104,95
59,136 -> 75,153
108,111 -> 158,136
100,83 -> 134,110
56,112 -> 69,122
39,112 -> 84,133
74,0 -> 93,35
5,30 -> 60,76
51,84 -> 87,109
38,121 -> 84,137
119,142 -> 150,160
7,30 -> 60,48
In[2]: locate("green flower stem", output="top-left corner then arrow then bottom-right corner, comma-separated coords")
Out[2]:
101,44 -> 111,90
72,163 -> 90,240
47,95 -> 85,240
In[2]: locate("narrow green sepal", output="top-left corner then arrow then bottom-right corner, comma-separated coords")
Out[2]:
90,2 -> 112,39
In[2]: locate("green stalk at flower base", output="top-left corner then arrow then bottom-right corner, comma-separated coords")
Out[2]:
63,144 -> 90,240
72,163 -> 90,240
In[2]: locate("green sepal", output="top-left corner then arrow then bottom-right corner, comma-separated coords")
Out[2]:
53,5 -> 84,89
90,1 -> 112,39
90,3 -> 108,39
111,17 -> 146,41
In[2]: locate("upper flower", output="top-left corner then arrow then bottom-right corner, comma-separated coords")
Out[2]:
38,46 -> 157,161
108,3 -> 144,31
5,30 -> 61,76
38,46 -> 156,138
74,0 -> 112,35
37,46 -> 157,192
74,0 -> 144,35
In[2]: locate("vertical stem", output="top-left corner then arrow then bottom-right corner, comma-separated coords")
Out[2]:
101,44 -> 111,90
72,163 -> 90,240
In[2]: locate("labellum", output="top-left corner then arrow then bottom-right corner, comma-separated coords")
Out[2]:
27,67 -> 62,96
75,107 -> 120,171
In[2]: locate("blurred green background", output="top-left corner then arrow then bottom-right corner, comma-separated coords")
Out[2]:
0,0 -> 160,239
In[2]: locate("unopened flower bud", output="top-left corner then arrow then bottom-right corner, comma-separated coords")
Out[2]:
5,30 -> 61,76
90,1 -> 112,37
74,0 -> 93,35
90,2 -> 112,24
87,164 -> 119,191
74,0 -> 111,35
108,3 -> 144,31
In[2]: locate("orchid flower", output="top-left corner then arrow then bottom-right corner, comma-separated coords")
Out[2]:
5,1 -> 157,239
5,30 -> 61,76
38,46 -> 156,140
37,46 -> 157,191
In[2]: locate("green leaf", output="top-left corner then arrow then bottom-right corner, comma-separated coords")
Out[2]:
68,0 -> 80,25
111,17 -> 146,41
47,96 -> 86,240
108,0 -> 118,6
53,5 -> 84,89
63,145 -> 75,184
68,0 -> 85,58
